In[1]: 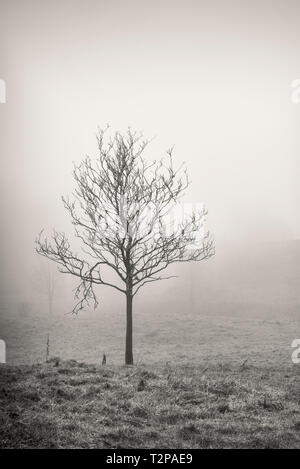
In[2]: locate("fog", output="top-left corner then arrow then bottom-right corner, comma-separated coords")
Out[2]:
0,0 -> 299,309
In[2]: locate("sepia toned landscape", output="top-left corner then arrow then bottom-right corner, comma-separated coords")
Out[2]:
1,0 -> 300,451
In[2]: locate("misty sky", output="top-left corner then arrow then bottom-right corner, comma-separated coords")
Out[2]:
0,0 -> 300,293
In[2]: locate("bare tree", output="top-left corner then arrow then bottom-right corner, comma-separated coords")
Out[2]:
36,128 -> 214,365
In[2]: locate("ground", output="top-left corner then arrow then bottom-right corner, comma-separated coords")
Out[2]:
1,252 -> 299,449
0,358 -> 299,449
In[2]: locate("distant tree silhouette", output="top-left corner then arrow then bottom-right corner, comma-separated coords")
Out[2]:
36,128 -> 214,365
33,261 -> 55,316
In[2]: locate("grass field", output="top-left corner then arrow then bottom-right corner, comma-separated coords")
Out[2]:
0,358 -> 299,448
1,298 -> 298,367
1,241 -> 299,369
0,242 -> 299,448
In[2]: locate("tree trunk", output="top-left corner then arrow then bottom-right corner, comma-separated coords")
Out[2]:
125,292 -> 133,365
